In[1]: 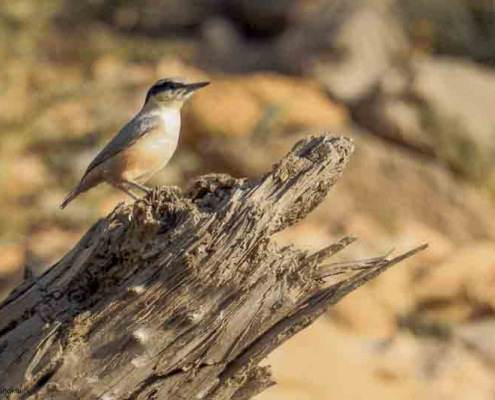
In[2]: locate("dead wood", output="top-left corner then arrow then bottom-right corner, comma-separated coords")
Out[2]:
0,134 -> 426,399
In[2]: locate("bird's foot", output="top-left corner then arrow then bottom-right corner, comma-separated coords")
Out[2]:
124,180 -> 153,195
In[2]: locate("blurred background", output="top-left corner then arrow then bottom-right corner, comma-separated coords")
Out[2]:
1,0 -> 495,398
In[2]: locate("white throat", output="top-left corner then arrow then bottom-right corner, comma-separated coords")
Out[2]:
157,107 -> 181,135
143,99 -> 181,125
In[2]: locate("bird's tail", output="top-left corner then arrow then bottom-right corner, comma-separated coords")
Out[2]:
60,186 -> 80,209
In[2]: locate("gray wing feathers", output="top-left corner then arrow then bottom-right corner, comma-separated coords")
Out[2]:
83,115 -> 158,176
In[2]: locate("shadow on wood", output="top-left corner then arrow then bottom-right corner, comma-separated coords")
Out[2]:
0,134 -> 426,399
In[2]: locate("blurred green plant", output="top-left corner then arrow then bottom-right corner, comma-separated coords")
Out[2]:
398,312 -> 454,341
420,105 -> 495,187
398,0 -> 495,64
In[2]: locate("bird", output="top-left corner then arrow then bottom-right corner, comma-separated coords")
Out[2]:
60,77 -> 210,209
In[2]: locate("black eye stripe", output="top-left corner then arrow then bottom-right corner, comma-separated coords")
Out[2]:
154,81 -> 182,92
144,80 -> 187,104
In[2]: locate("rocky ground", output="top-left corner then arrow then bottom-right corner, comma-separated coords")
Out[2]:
1,0 -> 495,398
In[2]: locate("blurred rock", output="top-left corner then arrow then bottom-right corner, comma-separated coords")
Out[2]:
184,78 -> 262,139
398,0 -> 495,63
200,0 -> 357,74
412,58 -> 495,180
249,74 -> 348,130
313,1 -> 410,103
352,57 -> 495,184
183,73 -> 347,140
413,242 -> 495,321
307,2 -> 495,185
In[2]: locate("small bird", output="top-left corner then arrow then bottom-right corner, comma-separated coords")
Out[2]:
60,77 -> 210,209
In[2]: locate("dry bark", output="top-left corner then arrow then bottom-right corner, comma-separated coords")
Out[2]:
0,134 -> 426,400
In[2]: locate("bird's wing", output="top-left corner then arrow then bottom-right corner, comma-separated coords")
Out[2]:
83,115 -> 158,177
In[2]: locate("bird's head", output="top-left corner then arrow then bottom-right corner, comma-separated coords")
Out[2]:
144,77 -> 210,108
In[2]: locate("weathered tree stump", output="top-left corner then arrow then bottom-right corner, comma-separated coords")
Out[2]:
0,134 -> 426,399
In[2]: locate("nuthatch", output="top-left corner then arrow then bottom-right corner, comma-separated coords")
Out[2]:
60,78 -> 210,209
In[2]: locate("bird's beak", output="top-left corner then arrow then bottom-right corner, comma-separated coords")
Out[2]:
184,81 -> 210,93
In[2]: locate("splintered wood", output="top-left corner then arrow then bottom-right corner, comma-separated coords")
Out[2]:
0,134 -> 426,400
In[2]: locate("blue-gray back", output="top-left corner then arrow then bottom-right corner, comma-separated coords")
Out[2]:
83,113 -> 159,176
